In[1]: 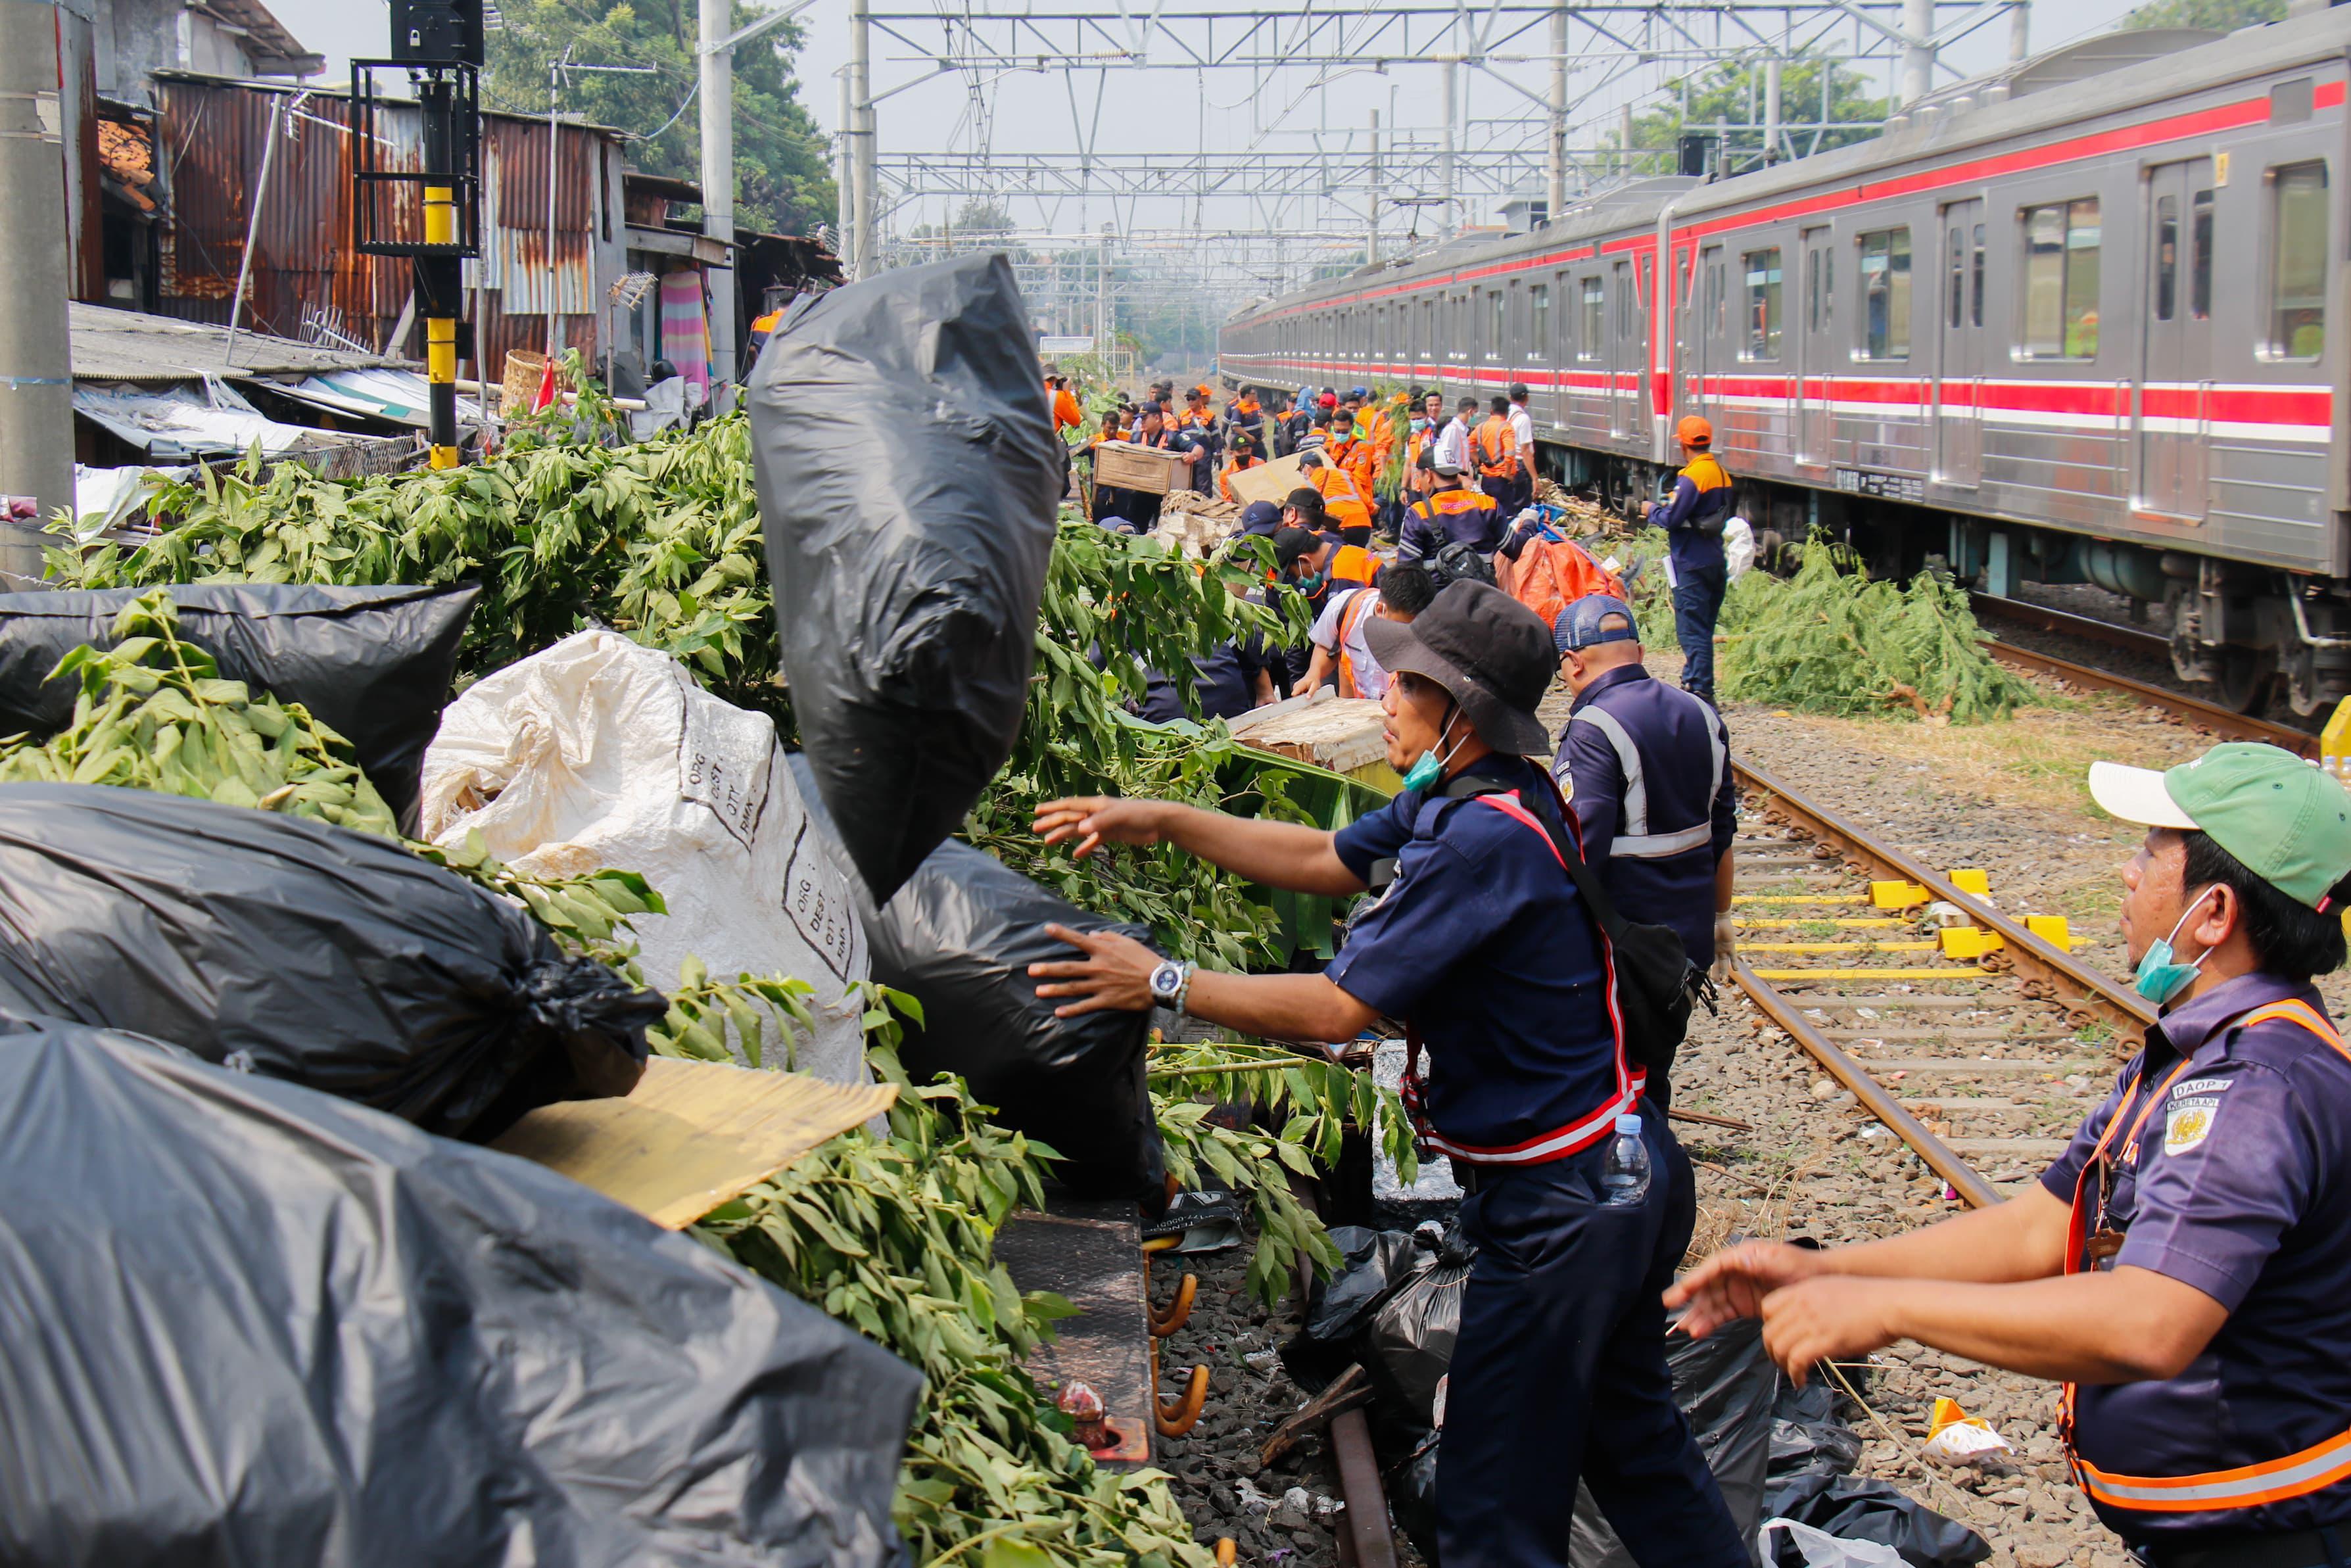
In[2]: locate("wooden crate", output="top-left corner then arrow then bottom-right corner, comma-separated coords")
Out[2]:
1227,691 -> 1399,787
1094,440 -> 1194,495
1224,451 -> 1309,510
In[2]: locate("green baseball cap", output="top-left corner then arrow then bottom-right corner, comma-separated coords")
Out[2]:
2089,743 -> 2351,909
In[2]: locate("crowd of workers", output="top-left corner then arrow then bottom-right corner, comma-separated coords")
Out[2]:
1027,368 -> 2351,1568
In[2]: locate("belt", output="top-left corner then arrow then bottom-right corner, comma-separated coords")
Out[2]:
2141,1524 -> 2351,1568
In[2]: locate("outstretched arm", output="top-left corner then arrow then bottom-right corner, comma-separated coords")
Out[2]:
1030,924 -> 1377,1045
1033,796 -> 1365,896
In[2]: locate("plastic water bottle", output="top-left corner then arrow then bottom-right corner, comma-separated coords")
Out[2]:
1602,1114 -> 1651,1206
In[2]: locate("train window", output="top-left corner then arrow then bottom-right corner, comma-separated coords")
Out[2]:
1947,226 -> 1964,330
2190,191 -> 2214,320
1858,227 -> 1911,360
1579,277 -> 1603,360
1529,285 -> 1550,362
1971,224 -> 1985,327
1742,249 -> 1782,358
2268,162 -> 2327,360
1487,291 -> 1506,360
1806,245 -> 1834,333
2154,196 -> 2179,322
2020,199 -> 2099,360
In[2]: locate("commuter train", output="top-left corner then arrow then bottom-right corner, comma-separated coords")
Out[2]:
1218,12 -> 2351,714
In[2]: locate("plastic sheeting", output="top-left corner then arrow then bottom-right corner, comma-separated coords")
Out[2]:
0,582 -> 479,834
748,254 -> 1062,904
0,784 -> 661,1140
0,1018 -> 919,1567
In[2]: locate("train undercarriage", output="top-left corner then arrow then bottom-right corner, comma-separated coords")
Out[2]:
1544,440 -> 2351,719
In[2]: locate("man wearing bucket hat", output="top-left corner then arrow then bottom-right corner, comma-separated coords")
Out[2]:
1670,742 -> 2351,1568
1027,581 -> 1750,1568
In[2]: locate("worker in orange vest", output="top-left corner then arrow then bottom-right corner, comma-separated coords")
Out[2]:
1473,394 -> 1520,510
1218,431 -> 1265,503
1045,367 -> 1083,437
1298,448 -> 1374,544
1402,460 -> 1507,560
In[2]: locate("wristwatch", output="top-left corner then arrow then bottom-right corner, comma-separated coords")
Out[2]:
1148,959 -> 1195,1016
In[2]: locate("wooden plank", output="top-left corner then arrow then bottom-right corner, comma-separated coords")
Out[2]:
492,1057 -> 895,1229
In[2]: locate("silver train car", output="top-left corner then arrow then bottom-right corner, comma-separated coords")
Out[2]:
1218,13 -> 2351,714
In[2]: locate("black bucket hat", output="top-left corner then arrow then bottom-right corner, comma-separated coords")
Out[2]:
1362,581 -> 1555,757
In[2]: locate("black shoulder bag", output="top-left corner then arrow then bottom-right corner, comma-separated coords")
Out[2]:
1438,774 -> 1717,1081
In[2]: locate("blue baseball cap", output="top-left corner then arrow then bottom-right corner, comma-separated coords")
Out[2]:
1553,594 -> 1642,654
1239,500 -> 1283,535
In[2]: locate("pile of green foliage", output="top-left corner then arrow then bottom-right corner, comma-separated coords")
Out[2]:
1715,536 -> 2036,723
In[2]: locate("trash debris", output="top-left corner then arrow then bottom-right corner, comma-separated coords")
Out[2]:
748,254 -> 1062,903
1920,1397 -> 2013,1463
0,1018 -> 918,1565
1760,1474 -> 1991,1567
421,629 -> 872,1082
1758,1517 -> 1909,1567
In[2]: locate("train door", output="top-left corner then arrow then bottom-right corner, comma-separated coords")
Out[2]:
1797,226 -> 1835,468
1935,199 -> 1985,486
1609,259 -> 1636,441
2139,157 -> 2213,519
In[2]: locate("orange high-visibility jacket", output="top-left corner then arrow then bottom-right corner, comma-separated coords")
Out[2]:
1475,414 -> 1519,478
1311,464 -> 1373,534
1218,455 -> 1262,503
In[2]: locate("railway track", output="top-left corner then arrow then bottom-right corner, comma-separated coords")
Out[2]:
1728,760 -> 2149,1204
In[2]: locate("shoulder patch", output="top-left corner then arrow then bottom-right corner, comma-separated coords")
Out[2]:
2164,1097 -> 2222,1156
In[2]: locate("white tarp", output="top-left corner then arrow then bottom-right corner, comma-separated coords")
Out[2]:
420,629 -> 872,1085
73,379 -> 315,461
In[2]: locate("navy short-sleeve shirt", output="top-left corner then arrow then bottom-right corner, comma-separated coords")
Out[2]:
1327,755 -> 1628,1155
2038,972 -> 2351,1540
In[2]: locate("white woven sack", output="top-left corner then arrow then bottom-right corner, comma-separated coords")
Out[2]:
420,629 -> 870,1083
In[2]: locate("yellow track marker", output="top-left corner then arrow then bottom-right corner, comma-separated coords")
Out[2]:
1948,868 -> 1992,895
1870,881 -> 1930,909
1939,927 -> 2003,960
1747,966 -> 1989,981
2026,914 -> 2074,951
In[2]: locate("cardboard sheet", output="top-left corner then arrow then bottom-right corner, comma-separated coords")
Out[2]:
494,1057 -> 896,1228
1223,451 -> 1308,510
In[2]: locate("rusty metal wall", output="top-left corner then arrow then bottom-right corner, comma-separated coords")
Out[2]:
151,78 -> 613,379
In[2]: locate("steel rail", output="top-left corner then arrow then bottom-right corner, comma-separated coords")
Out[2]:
1732,761 -> 2157,1035
1982,640 -> 2318,755
1967,592 -> 2173,660
1730,959 -> 2002,1209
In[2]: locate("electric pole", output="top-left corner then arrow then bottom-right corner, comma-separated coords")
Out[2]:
701,1 -> 816,383
0,0 -> 75,573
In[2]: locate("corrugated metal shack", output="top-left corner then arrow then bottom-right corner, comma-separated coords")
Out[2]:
142,72 -> 630,388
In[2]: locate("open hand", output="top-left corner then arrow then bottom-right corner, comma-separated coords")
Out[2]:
1758,1276 -> 1906,1389
1028,923 -> 1162,1018
1665,1240 -> 1826,1339
1032,796 -> 1168,861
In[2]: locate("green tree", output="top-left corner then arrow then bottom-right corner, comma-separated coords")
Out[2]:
2123,0 -> 2281,28
486,1 -> 836,235
1612,53 -> 1889,175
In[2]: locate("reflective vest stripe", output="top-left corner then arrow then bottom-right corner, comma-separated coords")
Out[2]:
1334,588 -> 1376,698
1399,789 -> 1642,1167
1567,694 -> 1725,859
2063,1001 -> 2351,1517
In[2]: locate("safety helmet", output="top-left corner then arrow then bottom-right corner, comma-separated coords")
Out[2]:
1675,415 -> 1713,449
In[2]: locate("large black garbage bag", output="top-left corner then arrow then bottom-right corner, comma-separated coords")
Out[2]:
788,754 -> 1164,1203
0,784 -> 661,1139
1770,1416 -> 1865,1485
0,1018 -> 920,1567
747,254 -> 1061,904
1357,1220 -> 1475,1427
1761,1474 -> 1991,1568
1570,1315 -> 1781,1567
0,582 -> 477,832
1283,1225 -> 1430,1389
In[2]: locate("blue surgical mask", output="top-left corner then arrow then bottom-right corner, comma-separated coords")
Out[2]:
1402,707 -> 1467,793
2133,886 -> 2218,1005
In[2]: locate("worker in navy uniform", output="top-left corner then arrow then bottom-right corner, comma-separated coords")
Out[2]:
1640,415 -> 1734,704
1671,742 -> 2351,1568
1552,594 -> 1738,1108
1400,460 -> 1508,561
1028,582 -> 1751,1568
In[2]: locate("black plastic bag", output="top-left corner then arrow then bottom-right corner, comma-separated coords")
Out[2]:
1283,1224 -> 1431,1390
0,783 -> 661,1139
1770,1417 -> 1865,1485
1761,1475 -> 1991,1568
1570,1314 -> 1781,1567
748,254 -> 1061,904
1356,1220 -> 1475,1427
0,1018 -> 919,1567
0,583 -> 478,833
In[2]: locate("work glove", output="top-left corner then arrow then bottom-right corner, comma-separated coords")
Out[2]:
1711,913 -> 1737,986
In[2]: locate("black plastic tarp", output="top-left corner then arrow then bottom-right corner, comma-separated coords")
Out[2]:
1761,1475 -> 1991,1568
0,583 -> 479,833
747,254 -> 1062,904
0,783 -> 661,1139
0,1017 -> 920,1567
788,755 -> 1166,1202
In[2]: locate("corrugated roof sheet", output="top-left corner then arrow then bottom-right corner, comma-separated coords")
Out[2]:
71,302 -> 391,383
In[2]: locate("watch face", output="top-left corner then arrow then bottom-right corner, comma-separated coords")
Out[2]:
1150,962 -> 1181,1002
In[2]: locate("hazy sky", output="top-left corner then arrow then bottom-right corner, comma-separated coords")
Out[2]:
272,0 -> 2152,237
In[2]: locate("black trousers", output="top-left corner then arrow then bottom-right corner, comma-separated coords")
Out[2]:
1437,1116 -> 1747,1568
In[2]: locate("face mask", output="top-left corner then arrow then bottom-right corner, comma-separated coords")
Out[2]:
1402,705 -> 1467,793
2133,885 -> 2218,1005
1294,571 -> 1325,595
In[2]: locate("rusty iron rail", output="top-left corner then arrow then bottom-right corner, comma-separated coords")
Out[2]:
1730,959 -> 2002,1208
1734,761 -> 2155,1037
1968,592 -> 2173,660
1983,640 -> 2318,755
